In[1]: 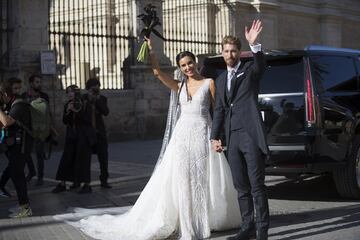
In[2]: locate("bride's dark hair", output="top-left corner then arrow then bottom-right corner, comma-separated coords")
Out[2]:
175,51 -> 196,67
175,51 -> 197,103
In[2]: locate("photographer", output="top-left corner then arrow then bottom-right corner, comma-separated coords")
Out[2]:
52,85 -> 95,194
0,77 -> 32,218
83,78 -> 111,188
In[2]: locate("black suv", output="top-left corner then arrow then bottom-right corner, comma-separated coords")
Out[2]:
200,45 -> 360,199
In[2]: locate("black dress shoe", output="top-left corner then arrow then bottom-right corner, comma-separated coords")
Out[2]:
100,182 -> 112,189
26,172 -> 36,182
51,184 -> 66,193
78,185 -> 92,194
0,187 -> 12,198
227,226 -> 256,240
227,231 -> 249,240
256,230 -> 268,240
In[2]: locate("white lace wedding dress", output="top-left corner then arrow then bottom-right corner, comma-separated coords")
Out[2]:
54,78 -> 241,239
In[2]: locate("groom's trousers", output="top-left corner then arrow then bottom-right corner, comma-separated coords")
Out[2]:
227,128 -> 269,236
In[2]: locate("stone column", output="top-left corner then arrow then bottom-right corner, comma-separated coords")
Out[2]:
320,16 -> 342,47
223,0 -> 279,50
229,1 -> 255,49
319,3 -> 343,47
130,0 -> 174,139
7,0 -> 49,86
250,0 -> 280,50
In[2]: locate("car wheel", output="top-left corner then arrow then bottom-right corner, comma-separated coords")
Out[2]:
333,136 -> 360,199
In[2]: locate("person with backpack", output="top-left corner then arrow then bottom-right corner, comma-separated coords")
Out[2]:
83,78 -> 111,188
22,74 -> 51,186
0,77 -> 33,218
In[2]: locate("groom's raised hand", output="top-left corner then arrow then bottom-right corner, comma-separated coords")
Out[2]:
245,19 -> 263,45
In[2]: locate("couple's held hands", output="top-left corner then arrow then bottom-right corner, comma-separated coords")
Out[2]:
245,19 -> 263,45
211,139 -> 224,153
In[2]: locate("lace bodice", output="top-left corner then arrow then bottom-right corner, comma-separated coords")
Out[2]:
178,78 -> 212,120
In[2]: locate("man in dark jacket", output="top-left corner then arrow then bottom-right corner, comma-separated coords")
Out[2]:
22,74 -> 50,185
211,20 -> 269,240
83,78 -> 111,188
0,77 -> 33,218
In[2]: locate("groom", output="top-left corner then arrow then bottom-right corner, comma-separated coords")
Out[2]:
211,20 -> 269,240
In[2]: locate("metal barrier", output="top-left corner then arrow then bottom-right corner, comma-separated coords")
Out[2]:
163,0 -> 230,65
49,0 -> 135,89
49,0 -> 231,89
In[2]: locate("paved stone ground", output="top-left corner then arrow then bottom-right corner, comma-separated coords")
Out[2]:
0,140 -> 359,240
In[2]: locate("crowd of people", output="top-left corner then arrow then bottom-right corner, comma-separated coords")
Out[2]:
0,76 -> 110,218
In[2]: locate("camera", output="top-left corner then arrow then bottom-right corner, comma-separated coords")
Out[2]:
70,87 -> 83,112
91,87 -> 100,95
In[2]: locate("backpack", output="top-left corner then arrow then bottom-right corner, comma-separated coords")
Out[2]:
30,97 -> 52,140
12,97 -> 52,141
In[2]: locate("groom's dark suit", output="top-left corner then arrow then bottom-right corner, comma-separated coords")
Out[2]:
211,51 -> 270,238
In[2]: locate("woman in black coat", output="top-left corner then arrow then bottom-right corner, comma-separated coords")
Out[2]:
52,85 -> 96,194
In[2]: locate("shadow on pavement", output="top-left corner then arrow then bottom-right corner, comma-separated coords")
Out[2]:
270,204 -> 360,239
267,174 -> 353,202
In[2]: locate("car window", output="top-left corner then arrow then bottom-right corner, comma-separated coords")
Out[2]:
200,57 -> 227,80
310,56 -> 358,92
260,57 -> 304,94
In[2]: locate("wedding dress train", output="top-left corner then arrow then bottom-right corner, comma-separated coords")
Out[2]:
54,78 -> 240,239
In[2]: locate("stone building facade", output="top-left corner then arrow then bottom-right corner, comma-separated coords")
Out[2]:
1,0 -> 360,142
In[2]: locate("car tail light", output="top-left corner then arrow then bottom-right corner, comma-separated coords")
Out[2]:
305,59 -> 316,126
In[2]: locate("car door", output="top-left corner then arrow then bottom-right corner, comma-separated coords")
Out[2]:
310,54 -> 358,161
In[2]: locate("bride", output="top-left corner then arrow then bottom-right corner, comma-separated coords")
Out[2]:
54,37 -> 241,239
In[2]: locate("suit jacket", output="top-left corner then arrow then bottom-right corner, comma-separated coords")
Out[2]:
210,51 -> 269,154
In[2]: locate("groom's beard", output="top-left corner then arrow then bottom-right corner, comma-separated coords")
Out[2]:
225,57 -> 239,68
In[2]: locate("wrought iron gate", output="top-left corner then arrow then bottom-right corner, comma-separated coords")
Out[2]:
162,0 -> 230,65
49,0 -> 135,89
49,0 -> 233,89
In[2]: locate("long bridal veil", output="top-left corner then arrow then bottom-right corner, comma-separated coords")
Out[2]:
154,68 -> 184,170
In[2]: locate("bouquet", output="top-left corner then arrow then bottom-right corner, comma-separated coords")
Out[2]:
136,4 -> 166,63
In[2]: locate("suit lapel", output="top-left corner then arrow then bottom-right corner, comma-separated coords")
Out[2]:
220,71 -> 228,105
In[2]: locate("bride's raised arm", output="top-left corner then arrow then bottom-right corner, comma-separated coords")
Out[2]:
145,37 -> 179,92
